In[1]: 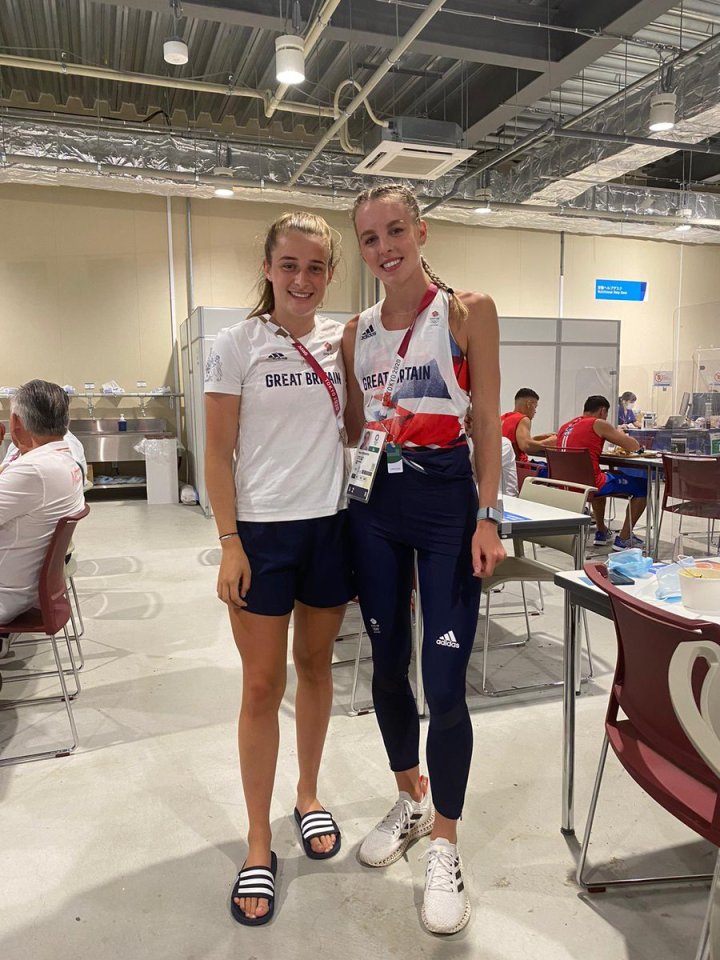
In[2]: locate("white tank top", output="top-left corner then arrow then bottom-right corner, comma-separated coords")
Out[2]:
353,287 -> 470,449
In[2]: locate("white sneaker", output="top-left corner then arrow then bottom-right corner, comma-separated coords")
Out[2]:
421,838 -> 471,935
358,777 -> 434,867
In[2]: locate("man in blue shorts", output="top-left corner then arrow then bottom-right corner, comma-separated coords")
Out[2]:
556,395 -> 648,551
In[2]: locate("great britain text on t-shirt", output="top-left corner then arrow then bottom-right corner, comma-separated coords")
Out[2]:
203,314 -> 347,522
265,370 -> 342,389
361,364 -> 432,392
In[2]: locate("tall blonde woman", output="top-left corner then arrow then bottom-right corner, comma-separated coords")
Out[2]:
343,184 -> 505,935
205,212 -> 354,926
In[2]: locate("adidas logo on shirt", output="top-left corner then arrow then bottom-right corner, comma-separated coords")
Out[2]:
267,352 -> 287,360
360,324 -> 377,341
436,630 -> 460,648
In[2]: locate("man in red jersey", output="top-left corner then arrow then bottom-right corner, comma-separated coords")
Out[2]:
501,388 -> 556,463
556,395 -> 647,551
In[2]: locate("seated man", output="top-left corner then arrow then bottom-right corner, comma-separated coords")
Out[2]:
501,388 -> 556,466
556,394 -> 647,551
1,424 -> 87,481
0,380 -> 85,628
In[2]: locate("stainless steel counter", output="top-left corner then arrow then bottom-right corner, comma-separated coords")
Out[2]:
71,419 -> 174,461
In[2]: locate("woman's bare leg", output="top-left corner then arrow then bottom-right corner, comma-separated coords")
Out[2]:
293,601 -> 346,854
230,607 -> 290,920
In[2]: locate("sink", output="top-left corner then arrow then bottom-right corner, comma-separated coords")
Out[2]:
71,418 -> 169,434
70,418 -> 174,462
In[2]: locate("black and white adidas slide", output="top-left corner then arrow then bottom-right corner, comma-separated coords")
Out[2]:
230,851 -> 278,926
293,807 -> 342,861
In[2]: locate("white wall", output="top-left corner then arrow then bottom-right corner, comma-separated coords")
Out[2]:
1,183 -> 719,428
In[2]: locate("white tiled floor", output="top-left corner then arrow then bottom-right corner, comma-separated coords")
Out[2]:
0,501 -> 716,960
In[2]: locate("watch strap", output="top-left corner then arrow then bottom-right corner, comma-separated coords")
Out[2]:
477,506 -> 503,524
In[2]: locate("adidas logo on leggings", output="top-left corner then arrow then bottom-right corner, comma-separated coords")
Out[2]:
436,630 -> 459,648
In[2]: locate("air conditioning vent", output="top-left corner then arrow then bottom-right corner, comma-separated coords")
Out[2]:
354,139 -> 475,180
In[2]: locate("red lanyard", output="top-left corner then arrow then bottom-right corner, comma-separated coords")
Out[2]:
380,284 -> 437,410
261,316 -> 344,436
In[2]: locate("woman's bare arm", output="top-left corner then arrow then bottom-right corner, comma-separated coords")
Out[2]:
205,392 -> 251,607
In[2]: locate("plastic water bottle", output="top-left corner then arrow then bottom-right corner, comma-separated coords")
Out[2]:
118,414 -> 127,432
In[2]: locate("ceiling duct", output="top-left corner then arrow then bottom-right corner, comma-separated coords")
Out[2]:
490,37 -> 720,207
1,114 -> 719,244
354,118 -> 475,181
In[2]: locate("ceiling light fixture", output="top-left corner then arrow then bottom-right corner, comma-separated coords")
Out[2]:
164,39 -> 188,65
275,2 -> 305,85
275,35 -> 304,84
474,189 -> 493,215
164,1 -> 188,65
649,92 -> 676,132
213,145 -> 235,198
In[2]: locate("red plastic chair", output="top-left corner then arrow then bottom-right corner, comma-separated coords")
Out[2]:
516,459 -> 542,494
0,504 -> 90,766
660,454 -> 720,554
579,561 -> 720,925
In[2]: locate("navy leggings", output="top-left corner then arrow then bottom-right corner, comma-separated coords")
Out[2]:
348,447 -> 481,820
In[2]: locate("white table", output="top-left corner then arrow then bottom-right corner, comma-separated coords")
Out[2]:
554,566 -> 720,836
599,453 -> 664,557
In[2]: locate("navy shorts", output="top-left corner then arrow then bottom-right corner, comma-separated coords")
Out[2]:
598,468 -> 647,499
236,511 -> 355,616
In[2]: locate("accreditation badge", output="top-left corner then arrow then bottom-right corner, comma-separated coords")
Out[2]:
346,428 -> 386,503
385,442 -> 403,474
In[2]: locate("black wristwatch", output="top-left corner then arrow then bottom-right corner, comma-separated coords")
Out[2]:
476,506 -> 503,525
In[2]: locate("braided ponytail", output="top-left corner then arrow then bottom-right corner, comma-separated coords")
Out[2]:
352,183 -> 468,325
420,255 -> 468,325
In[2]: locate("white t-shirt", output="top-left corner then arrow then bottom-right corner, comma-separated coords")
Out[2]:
0,440 -> 85,621
501,436 -> 519,497
204,314 -> 347,522
1,430 -> 87,481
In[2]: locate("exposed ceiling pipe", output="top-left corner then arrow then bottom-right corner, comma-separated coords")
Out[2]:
287,0 -> 449,187
333,78 -> 389,154
266,0 -> 343,119
552,127 -> 720,157
421,119 -> 554,215
0,53 -> 336,119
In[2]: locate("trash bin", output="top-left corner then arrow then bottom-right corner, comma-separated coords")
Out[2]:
141,438 -> 179,504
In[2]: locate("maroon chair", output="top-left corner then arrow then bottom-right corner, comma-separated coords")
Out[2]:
660,454 -> 720,554
545,448 -> 597,489
546,447 -> 640,548
515,459 -> 542,494
0,504 -> 90,766
578,561 -> 720,923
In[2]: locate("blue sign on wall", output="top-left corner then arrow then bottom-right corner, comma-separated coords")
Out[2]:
595,279 -> 648,302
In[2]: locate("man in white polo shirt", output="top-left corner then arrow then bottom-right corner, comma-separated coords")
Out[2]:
0,380 -> 85,629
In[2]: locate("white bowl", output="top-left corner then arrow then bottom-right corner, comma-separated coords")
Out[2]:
679,568 -> 720,614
